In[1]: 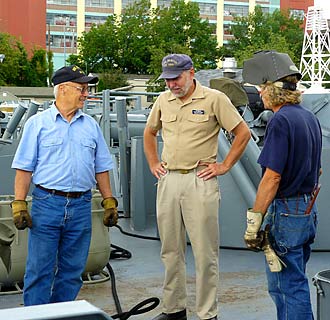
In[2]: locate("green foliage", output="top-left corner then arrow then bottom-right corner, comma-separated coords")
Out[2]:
29,49 -> 49,86
0,33 -> 23,86
234,33 -> 295,67
151,0 -> 219,70
97,69 -> 129,91
47,51 -> 54,85
116,0 -> 154,74
0,32 -> 51,87
74,0 -> 220,84
66,54 -> 82,68
78,15 -> 120,73
224,6 -> 304,67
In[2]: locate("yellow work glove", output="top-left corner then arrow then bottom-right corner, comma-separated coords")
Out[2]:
10,200 -> 32,230
244,209 -> 264,251
101,197 -> 118,227
262,225 -> 286,272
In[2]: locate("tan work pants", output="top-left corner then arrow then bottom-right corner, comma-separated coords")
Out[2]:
156,169 -> 220,319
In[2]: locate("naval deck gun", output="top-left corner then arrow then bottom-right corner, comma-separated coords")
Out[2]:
0,82 -> 329,251
0,75 -> 330,297
1,4 -> 330,287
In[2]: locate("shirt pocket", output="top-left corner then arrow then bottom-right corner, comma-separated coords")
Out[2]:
187,114 -> 210,123
40,137 -> 63,164
160,114 -> 177,136
80,138 -> 96,164
186,114 -> 210,135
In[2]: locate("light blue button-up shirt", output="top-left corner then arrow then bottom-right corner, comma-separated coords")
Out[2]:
12,104 -> 113,191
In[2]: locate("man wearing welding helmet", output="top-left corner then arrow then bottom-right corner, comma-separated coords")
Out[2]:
243,50 -> 322,320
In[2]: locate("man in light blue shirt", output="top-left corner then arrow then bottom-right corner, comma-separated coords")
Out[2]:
11,65 -> 118,306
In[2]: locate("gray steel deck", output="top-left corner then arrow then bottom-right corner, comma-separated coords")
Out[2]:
1,217 -> 330,320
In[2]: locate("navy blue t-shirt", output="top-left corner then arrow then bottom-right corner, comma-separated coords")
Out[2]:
258,104 -> 322,197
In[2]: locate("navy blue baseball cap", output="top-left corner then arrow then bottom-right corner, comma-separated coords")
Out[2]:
51,65 -> 99,86
158,54 -> 193,80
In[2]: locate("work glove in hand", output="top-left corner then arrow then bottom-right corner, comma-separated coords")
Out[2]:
262,225 -> 286,272
244,209 -> 264,251
101,197 -> 118,227
10,200 -> 32,230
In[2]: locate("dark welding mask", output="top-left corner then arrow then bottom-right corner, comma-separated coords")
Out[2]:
242,50 -> 302,85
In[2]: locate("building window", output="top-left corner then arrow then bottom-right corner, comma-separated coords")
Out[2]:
49,34 -> 76,49
290,9 -> 305,20
86,0 -> 113,7
47,0 -> 77,5
47,14 -> 76,27
47,0 -> 113,6
85,15 -> 109,27
224,5 -> 249,17
122,0 -> 137,8
199,3 -> 217,16
157,0 -> 173,8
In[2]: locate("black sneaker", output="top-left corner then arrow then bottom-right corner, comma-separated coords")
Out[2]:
152,309 -> 187,320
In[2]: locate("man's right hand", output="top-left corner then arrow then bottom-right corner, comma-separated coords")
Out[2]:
244,209 -> 264,251
10,200 -> 32,230
101,197 -> 118,227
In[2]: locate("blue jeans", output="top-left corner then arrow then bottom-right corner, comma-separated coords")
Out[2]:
23,187 -> 92,306
263,194 -> 317,320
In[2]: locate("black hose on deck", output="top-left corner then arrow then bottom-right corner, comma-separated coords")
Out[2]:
107,246 -> 160,319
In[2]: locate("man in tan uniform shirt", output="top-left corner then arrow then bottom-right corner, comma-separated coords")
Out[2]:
144,54 -> 251,320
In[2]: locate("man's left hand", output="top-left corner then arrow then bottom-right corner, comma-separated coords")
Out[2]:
197,162 -> 230,180
101,197 -> 118,227
244,209 -> 264,251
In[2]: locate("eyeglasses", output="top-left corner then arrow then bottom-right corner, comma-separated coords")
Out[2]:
63,84 -> 89,94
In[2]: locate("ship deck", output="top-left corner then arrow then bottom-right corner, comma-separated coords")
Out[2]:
1,216 -> 330,320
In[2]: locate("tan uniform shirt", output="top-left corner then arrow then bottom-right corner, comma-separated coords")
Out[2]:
146,80 -> 244,169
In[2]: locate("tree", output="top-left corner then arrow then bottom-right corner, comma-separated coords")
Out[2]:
72,0 -> 220,79
116,0 -> 154,74
73,14 -> 120,73
0,32 -> 51,87
29,48 -> 49,87
223,6 -> 304,66
97,69 -> 129,91
47,50 -> 54,86
0,33 -> 24,86
151,0 -> 220,72
146,0 -> 220,90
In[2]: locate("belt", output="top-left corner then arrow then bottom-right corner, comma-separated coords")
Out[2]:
169,165 -> 207,174
36,185 -> 89,198
169,169 -> 194,174
275,193 -> 312,200
177,169 -> 192,174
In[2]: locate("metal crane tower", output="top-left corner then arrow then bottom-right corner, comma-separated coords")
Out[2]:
300,6 -> 330,90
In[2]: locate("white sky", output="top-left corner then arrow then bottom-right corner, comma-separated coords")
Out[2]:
314,0 -> 330,18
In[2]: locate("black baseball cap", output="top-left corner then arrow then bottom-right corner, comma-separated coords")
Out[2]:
51,65 -> 99,86
158,54 -> 193,80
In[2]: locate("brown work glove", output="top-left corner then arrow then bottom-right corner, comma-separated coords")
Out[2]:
10,200 -> 32,230
101,197 -> 118,227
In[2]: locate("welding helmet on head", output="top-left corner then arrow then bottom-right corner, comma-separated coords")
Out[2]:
242,50 -> 302,85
